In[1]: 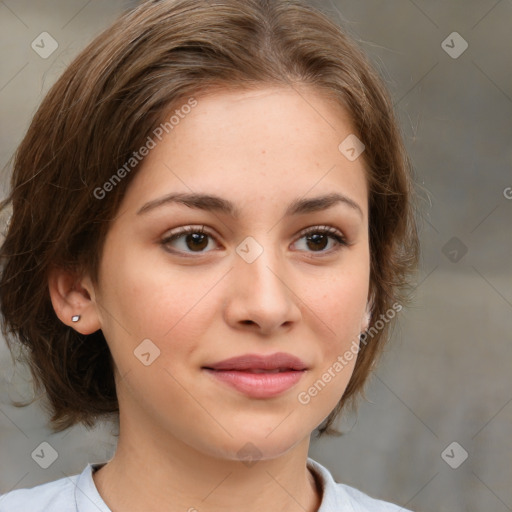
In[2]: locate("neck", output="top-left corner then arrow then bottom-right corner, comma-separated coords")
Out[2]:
93,417 -> 322,512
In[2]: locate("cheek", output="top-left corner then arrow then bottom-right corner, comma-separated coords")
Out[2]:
99,251 -> 219,369
307,263 -> 369,341
295,259 -> 369,408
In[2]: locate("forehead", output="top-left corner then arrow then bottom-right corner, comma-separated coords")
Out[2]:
121,85 -> 368,219
168,85 -> 358,152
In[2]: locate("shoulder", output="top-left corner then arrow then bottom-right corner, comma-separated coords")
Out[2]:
0,463 -> 108,512
307,457 -> 414,512
0,473 -> 78,512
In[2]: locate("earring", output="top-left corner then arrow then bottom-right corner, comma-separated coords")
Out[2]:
71,315 -> 81,322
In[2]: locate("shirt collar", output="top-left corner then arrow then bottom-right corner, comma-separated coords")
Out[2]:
73,458 -> 351,512
75,462 -> 110,512
307,457 -> 356,512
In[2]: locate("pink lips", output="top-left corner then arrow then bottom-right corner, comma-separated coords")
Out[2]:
202,352 -> 308,398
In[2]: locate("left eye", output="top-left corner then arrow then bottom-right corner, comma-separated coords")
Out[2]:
161,225 -> 347,255
293,226 -> 347,253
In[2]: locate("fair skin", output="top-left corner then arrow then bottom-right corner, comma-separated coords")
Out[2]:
49,85 -> 370,512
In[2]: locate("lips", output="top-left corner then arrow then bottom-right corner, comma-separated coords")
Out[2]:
202,352 -> 308,398
203,352 -> 308,372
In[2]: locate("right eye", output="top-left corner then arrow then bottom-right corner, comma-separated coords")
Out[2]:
161,225 -> 220,255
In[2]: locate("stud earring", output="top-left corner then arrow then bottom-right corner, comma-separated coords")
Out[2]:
71,315 -> 81,322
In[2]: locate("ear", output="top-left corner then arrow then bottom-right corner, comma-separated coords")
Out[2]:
361,294 -> 374,333
47,266 -> 102,335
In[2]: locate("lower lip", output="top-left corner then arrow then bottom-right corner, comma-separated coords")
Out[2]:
203,369 -> 305,398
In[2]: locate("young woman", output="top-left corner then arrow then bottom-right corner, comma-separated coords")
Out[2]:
0,0 -> 419,510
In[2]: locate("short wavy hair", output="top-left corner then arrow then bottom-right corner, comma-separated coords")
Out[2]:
0,0 -> 419,433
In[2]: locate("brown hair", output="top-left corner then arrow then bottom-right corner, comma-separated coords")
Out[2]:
0,0 -> 419,434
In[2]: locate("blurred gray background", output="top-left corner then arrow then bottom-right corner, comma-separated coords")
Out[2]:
0,1 -> 511,511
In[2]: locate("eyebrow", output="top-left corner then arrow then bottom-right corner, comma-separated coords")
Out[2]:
136,191 -> 363,218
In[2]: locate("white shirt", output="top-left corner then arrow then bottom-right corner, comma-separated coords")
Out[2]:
0,457 -> 413,511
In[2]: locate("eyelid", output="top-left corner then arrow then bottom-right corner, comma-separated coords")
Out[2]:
162,225 -> 212,240
295,224 -> 346,241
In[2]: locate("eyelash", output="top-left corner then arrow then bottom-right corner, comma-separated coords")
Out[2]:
160,225 -> 348,257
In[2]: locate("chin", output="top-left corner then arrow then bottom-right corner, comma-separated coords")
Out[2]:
195,422 -> 309,464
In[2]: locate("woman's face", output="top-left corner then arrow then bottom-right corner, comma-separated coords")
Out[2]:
92,85 -> 370,461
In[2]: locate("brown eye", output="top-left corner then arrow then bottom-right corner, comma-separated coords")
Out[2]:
160,224 -> 347,257
293,226 -> 347,254
161,226 -> 217,254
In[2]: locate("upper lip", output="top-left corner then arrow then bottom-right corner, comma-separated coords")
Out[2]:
203,352 -> 308,371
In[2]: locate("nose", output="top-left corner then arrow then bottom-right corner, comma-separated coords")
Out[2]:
223,237 -> 302,336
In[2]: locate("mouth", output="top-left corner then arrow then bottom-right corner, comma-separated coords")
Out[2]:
203,352 -> 308,372
216,368 -> 296,373
202,352 -> 308,398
